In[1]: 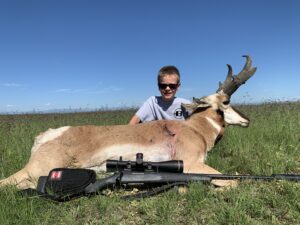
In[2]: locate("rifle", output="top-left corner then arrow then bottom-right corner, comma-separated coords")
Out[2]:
30,153 -> 300,201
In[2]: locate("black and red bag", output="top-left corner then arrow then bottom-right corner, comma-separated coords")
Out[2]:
35,168 -> 96,201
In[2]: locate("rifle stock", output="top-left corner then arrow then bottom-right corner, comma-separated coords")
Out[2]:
84,173 -> 121,194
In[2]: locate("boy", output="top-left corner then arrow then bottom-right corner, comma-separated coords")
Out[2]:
129,65 -> 191,125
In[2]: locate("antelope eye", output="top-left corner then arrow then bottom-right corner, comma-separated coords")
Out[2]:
223,100 -> 230,105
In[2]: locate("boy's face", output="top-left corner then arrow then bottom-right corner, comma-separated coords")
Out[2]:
158,74 -> 180,102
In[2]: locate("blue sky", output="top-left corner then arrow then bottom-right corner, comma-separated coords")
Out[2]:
0,0 -> 299,113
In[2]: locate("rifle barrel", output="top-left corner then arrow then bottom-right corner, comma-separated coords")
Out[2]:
192,173 -> 300,181
120,172 -> 300,184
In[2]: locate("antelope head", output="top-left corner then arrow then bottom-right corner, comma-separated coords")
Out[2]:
183,55 -> 257,127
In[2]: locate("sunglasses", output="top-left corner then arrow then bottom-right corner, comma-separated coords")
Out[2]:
158,83 -> 179,90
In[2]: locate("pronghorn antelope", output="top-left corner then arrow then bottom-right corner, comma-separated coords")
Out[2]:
0,56 -> 256,189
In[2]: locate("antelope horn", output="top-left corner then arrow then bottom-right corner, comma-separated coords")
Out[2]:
217,55 -> 257,97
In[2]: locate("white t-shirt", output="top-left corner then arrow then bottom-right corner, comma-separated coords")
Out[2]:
136,96 -> 191,122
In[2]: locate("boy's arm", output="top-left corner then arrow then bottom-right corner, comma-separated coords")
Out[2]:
128,97 -> 154,124
128,115 -> 141,125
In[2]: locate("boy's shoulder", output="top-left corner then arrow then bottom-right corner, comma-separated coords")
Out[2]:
173,97 -> 191,104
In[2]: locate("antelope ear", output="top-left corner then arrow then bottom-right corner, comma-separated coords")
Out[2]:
192,97 -> 201,103
181,103 -> 199,112
193,97 -> 210,108
182,97 -> 210,113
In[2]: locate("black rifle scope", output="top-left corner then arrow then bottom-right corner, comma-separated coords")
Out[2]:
106,153 -> 183,173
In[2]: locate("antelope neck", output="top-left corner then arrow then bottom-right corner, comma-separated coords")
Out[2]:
187,108 -> 225,136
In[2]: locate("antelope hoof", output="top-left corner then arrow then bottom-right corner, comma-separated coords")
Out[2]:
177,186 -> 188,194
212,179 -> 238,188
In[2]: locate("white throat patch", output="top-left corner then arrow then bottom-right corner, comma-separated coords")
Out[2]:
205,117 -> 221,133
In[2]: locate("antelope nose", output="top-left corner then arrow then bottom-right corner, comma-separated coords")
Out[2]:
241,120 -> 249,127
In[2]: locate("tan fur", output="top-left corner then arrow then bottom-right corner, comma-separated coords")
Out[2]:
0,93 -> 249,189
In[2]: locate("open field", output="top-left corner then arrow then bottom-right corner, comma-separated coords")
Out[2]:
0,102 -> 299,224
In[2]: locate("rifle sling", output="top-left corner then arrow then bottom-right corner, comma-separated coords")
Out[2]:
121,182 -> 188,200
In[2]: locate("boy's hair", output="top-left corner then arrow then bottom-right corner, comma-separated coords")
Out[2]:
157,65 -> 180,84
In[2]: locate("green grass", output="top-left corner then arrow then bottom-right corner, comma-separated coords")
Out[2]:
0,102 -> 299,224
